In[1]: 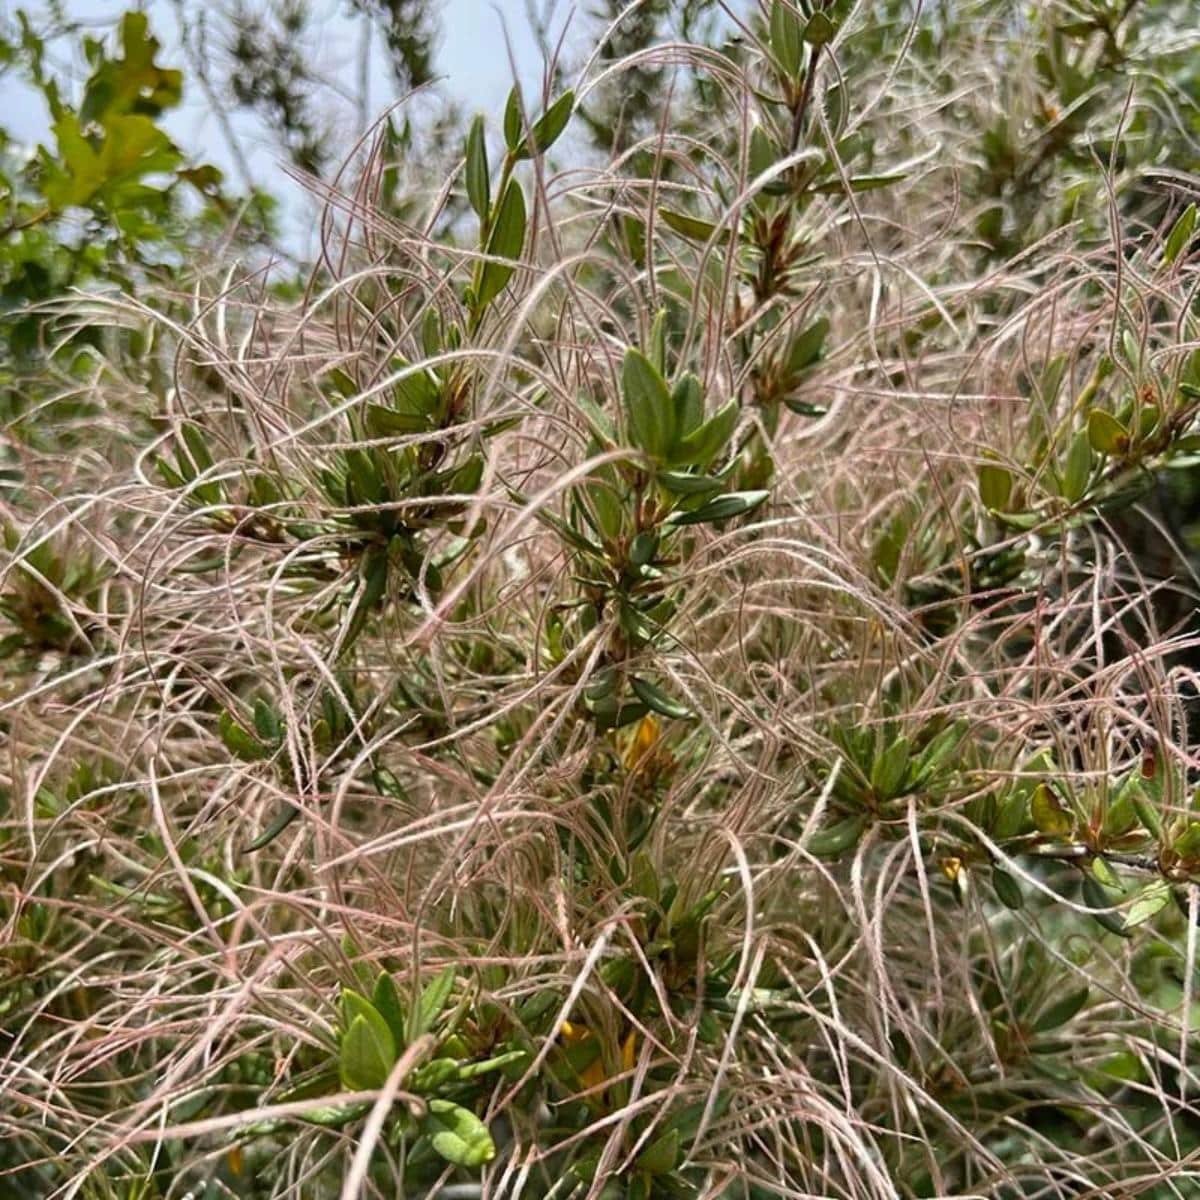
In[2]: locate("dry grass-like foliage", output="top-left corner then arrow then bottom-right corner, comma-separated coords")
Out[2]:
4,2 -> 1200,1197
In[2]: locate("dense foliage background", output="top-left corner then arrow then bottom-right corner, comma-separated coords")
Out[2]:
3,1 -> 1200,1197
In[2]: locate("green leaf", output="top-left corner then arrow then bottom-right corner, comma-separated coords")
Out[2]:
465,114 -> 490,220
811,171 -> 906,194
749,124 -> 777,180
649,309 -> 668,375
180,423 -> 214,473
672,372 -> 705,439
1090,856 -> 1123,891
630,676 -> 692,720
1060,429 -> 1092,503
44,110 -> 182,211
582,476 -> 624,540
1031,783 -> 1073,836
1082,875 -> 1132,938
663,490 -> 768,526
636,1128 -> 680,1175
1087,409 -> 1129,456
784,397 -> 828,417
372,972 -> 408,1047
992,866 -> 1023,910
475,178 -> 526,310
912,720 -> 967,784
595,702 -> 650,732
524,90 -> 574,157
1165,203 -> 1197,265
289,1101 -> 370,1127
79,12 -> 182,125
1132,788 -> 1163,839
1041,354 -> 1068,405
219,711 -> 269,762
870,735 -> 910,799
629,531 -> 659,566
622,348 -> 677,459
659,208 -> 723,244
1123,879 -> 1171,930
575,392 -> 616,444
1034,985 -> 1089,1033
786,316 -> 829,376
503,86 -> 523,152
674,398 -> 738,466
806,814 -> 865,858
153,456 -> 185,489
411,965 -> 456,1040
657,470 -> 724,496
629,849 -> 661,903
1122,329 -> 1141,374
365,403 -> 429,437
421,308 -> 443,358
1174,822 -> 1200,860
423,1099 -> 496,1169
977,462 -> 1013,511
409,1057 -> 460,1093
993,509 -> 1043,530
340,991 -> 397,1090
802,10 -> 837,45
994,789 -> 1030,840
516,989 -> 561,1027
456,1049 -> 529,1079
342,544 -> 389,652
328,368 -> 358,398
252,697 -> 281,744
344,448 -> 384,505
244,802 -> 300,852
770,0 -> 804,78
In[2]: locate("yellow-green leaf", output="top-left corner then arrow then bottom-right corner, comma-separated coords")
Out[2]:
1031,783 -> 1073,836
339,992 -> 397,1091
803,10 -> 837,45
1087,409 -> 1129,456
1123,879 -> 1171,930
423,1099 -> 496,1169
219,711 -> 269,762
977,462 -> 1013,511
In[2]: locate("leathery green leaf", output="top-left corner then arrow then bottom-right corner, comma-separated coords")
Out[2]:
622,347 -> 677,459
475,178 -> 526,310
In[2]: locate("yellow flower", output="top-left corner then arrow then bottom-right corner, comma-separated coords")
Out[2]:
621,1030 -> 638,1073
560,1022 -> 638,1092
622,714 -> 661,770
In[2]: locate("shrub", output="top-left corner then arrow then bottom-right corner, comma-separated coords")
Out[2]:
3,2 -> 1200,1197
